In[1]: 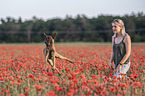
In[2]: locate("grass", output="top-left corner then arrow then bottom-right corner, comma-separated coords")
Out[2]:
0,42 -> 145,47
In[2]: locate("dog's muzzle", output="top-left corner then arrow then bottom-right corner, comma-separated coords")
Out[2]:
45,41 -> 51,46
48,43 -> 50,46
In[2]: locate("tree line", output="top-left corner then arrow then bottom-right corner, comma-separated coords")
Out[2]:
0,12 -> 145,43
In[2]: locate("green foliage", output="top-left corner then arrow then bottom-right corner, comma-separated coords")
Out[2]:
134,35 -> 142,42
0,12 -> 145,42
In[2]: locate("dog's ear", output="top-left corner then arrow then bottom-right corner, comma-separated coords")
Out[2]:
52,33 -> 56,39
44,33 -> 47,38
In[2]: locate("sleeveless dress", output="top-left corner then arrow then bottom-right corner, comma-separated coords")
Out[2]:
113,33 -> 130,78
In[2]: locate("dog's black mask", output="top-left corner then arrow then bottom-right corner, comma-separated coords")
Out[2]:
45,36 -> 52,47
44,33 -> 56,47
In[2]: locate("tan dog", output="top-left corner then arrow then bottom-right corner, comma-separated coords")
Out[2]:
43,33 -> 73,75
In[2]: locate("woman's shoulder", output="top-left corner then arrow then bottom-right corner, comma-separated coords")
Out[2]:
112,35 -> 116,43
124,33 -> 131,42
125,33 -> 131,39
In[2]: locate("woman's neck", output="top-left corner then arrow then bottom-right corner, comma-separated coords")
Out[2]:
116,32 -> 122,37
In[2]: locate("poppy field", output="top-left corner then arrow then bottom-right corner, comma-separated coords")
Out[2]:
0,43 -> 145,96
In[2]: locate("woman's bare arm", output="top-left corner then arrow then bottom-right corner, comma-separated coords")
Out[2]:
109,36 -> 114,69
120,34 -> 131,63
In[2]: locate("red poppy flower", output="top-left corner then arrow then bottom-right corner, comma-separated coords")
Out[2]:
34,84 -> 43,91
132,82 -> 142,88
25,87 -> 29,92
110,87 -> 115,92
28,74 -> 35,79
47,72 -> 53,76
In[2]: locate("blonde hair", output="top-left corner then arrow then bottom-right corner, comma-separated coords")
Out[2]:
112,19 -> 126,37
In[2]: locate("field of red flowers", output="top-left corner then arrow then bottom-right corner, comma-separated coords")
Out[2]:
0,44 -> 144,96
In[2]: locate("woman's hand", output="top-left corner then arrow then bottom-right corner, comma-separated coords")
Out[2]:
115,64 -> 122,74
110,62 -> 114,70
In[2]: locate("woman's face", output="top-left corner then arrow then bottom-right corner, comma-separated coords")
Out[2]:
112,23 -> 121,34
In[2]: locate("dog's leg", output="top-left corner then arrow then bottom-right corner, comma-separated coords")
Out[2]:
47,59 -> 61,74
43,48 -> 48,71
55,52 -> 74,63
53,52 -> 61,74
47,59 -> 53,67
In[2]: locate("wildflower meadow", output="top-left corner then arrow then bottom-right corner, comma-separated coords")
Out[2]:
0,43 -> 144,96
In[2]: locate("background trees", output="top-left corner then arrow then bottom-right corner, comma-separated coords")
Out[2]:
0,12 -> 145,43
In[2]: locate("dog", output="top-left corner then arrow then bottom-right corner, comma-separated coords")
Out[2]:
43,33 -> 74,75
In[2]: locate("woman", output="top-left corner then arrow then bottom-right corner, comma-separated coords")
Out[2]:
109,19 -> 131,79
